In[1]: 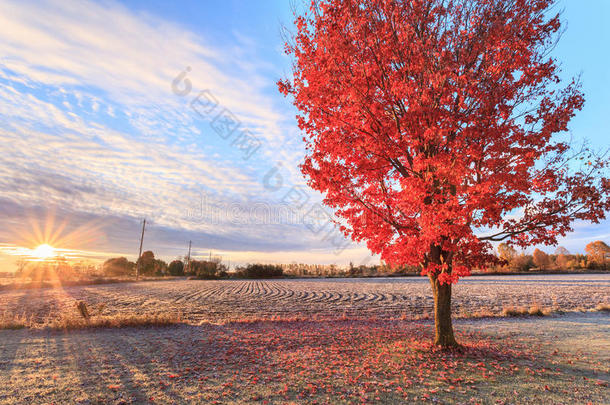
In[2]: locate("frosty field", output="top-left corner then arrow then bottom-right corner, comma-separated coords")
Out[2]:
0,274 -> 607,325
0,274 -> 609,404
0,313 -> 608,404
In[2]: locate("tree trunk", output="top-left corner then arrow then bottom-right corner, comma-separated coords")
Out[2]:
429,275 -> 459,348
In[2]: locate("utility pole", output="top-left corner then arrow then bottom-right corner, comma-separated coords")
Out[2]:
186,240 -> 192,274
136,219 -> 146,280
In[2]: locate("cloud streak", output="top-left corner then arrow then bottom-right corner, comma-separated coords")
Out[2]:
0,0 -> 346,266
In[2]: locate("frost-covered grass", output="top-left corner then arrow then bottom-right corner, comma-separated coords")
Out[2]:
0,274 -> 607,326
45,313 -> 182,330
0,313 -> 607,404
0,308 -> 181,330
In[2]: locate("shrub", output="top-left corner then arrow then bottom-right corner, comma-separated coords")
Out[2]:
136,251 -> 156,275
234,264 -> 283,279
103,257 -> 135,277
502,305 -> 549,317
168,260 -> 185,276
527,305 -> 548,316
596,303 -> 610,312
191,259 -> 227,279
509,254 -> 534,272
502,306 -> 528,317
532,249 -> 551,269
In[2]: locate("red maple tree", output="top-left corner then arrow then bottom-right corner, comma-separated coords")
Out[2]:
279,0 -> 609,347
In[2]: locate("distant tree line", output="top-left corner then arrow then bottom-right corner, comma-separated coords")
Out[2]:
280,262 -> 419,277
102,251 -> 169,277
187,261 -> 284,279
493,241 -> 609,272
102,253 -> 285,280
13,240 -> 609,281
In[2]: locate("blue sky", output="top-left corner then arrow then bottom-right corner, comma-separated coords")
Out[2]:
0,0 -> 608,270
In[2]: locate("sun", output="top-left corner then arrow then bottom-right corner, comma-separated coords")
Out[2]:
32,244 -> 56,259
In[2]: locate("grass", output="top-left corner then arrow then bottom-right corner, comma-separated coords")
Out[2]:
0,301 -> 182,330
4,301 -> 607,330
501,304 -> 551,317
0,313 -> 182,330
499,302 -> 610,318
457,308 -> 496,319
498,302 -> 610,317
527,304 -> 549,316
596,303 -> 610,312
45,312 -> 183,330
0,312 -> 30,330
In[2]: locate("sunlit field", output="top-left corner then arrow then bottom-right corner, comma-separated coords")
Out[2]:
0,275 -> 608,403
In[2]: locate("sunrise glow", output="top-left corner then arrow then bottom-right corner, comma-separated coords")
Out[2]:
31,244 -> 56,260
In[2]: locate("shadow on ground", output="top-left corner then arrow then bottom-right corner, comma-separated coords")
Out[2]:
0,313 -> 608,404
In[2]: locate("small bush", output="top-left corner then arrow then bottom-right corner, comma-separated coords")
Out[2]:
103,257 -> 135,277
502,305 -> 549,317
502,306 -> 528,317
168,260 -> 185,276
471,309 -> 495,318
596,303 -> 610,312
528,305 -> 548,316
509,254 -> 534,272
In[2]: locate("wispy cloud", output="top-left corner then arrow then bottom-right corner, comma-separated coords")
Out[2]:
0,0 -> 343,265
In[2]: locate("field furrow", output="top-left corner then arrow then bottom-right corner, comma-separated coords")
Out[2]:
0,274 -> 607,325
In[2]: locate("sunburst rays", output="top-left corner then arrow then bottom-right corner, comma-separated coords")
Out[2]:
2,209 -> 108,265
